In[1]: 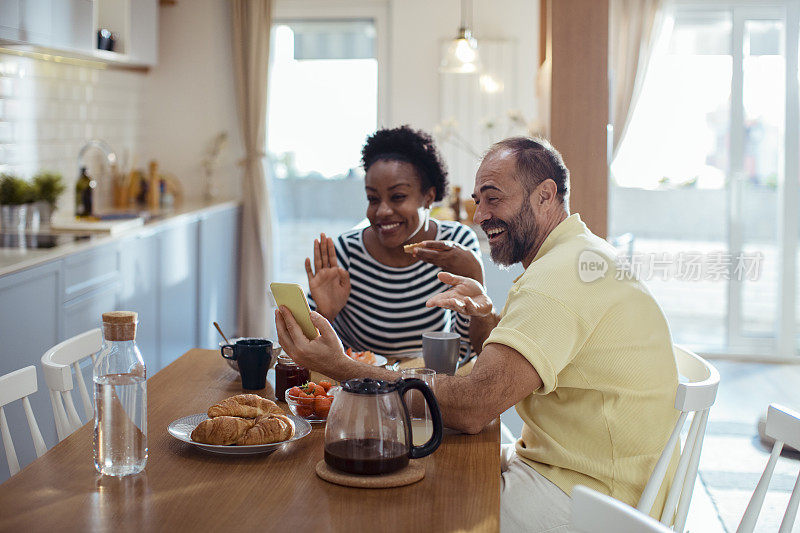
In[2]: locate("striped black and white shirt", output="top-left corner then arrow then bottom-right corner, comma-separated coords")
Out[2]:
309,220 -> 482,358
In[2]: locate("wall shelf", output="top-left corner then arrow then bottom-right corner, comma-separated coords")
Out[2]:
0,0 -> 157,69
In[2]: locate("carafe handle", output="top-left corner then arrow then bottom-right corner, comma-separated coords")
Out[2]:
395,378 -> 443,459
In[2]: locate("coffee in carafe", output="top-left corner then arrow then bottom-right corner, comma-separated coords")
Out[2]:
323,378 -> 443,476
324,438 -> 408,476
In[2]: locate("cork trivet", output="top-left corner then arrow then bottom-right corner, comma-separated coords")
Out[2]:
315,460 -> 424,488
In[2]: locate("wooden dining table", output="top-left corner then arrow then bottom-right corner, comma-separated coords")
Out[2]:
0,349 -> 500,532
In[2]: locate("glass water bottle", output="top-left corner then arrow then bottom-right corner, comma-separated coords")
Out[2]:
93,311 -> 147,476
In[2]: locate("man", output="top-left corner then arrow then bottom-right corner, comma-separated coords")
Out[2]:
276,137 -> 678,532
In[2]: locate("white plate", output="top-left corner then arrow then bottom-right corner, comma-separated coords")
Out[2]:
167,413 -> 312,455
346,353 -> 388,366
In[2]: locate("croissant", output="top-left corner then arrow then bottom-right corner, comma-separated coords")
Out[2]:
235,414 -> 295,445
207,394 -> 284,419
191,416 -> 255,445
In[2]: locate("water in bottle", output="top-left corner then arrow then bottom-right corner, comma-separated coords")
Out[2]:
93,311 -> 147,476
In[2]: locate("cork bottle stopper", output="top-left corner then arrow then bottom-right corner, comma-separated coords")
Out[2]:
101,311 -> 138,341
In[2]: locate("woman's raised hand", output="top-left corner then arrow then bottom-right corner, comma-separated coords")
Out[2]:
305,233 -> 350,321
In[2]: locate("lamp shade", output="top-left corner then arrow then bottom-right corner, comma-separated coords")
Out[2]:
440,28 -> 481,74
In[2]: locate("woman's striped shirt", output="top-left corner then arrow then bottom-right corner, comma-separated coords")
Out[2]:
310,220 -> 482,358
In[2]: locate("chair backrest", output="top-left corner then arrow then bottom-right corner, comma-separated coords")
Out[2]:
736,404 -> 800,533
0,366 -> 47,476
637,345 -> 720,532
572,485 -> 673,533
41,328 -> 102,441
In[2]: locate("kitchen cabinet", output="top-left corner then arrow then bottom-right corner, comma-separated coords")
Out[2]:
63,242 -> 119,301
1,0 -> 92,52
51,0 -> 93,52
63,281 -> 119,339
128,0 -> 157,66
92,0 -> 158,66
198,207 -> 240,349
0,261 -> 62,480
0,203 -> 239,484
18,0 -> 50,46
118,229 -> 159,372
158,219 -> 199,370
0,1 -> 20,41
0,0 -> 157,68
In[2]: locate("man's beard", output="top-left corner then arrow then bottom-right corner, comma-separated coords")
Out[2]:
482,201 -> 538,266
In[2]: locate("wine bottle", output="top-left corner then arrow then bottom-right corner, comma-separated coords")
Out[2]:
75,167 -> 96,217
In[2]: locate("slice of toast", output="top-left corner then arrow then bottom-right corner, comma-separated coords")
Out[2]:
403,242 -> 424,254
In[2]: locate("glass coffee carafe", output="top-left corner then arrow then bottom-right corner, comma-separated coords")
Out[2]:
324,378 -> 443,475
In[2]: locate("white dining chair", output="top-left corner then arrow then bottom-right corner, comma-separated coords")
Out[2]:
736,404 -> 800,533
0,366 -> 47,476
572,485 -> 673,533
41,328 -> 102,441
637,345 -> 720,532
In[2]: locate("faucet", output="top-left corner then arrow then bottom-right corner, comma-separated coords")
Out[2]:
77,139 -> 118,174
77,140 -> 118,213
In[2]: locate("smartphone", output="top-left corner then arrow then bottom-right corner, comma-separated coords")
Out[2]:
270,282 -> 319,340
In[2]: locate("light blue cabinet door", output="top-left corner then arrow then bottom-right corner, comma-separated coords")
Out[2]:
0,261 -> 61,484
158,220 -> 199,369
63,242 -> 119,302
63,282 -> 119,339
118,230 -> 159,374
198,206 -> 240,348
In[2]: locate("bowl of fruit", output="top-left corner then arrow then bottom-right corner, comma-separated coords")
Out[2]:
284,381 -> 336,423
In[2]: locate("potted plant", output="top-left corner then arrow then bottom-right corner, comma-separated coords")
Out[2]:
0,174 -> 34,231
32,171 -> 65,226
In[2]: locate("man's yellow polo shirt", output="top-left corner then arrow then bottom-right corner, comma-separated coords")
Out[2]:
485,213 -> 678,515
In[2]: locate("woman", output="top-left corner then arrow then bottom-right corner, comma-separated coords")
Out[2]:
306,125 -> 484,358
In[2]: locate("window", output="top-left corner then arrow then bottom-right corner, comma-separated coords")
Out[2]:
267,14 -> 384,287
267,20 -> 378,180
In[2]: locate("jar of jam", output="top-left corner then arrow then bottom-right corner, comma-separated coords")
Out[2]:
275,354 -> 310,402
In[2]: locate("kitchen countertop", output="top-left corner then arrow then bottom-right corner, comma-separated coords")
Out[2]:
0,200 -> 240,277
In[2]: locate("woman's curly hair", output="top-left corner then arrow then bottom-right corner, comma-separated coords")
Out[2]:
361,125 -> 449,202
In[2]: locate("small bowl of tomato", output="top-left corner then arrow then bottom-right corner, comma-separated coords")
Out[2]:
284,381 -> 336,423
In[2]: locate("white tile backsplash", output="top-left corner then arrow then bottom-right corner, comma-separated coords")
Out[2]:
0,53 -> 146,216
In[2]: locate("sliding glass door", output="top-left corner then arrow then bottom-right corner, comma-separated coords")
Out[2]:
610,1 -> 800,358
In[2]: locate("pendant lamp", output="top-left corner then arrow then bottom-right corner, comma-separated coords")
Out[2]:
440,0 -> 481,74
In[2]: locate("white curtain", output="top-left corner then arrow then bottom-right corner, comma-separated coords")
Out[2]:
232,0 -> 273,337
609,0 -> 665,160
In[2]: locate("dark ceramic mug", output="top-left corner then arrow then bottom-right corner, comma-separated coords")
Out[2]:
221,338 -> 273,390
